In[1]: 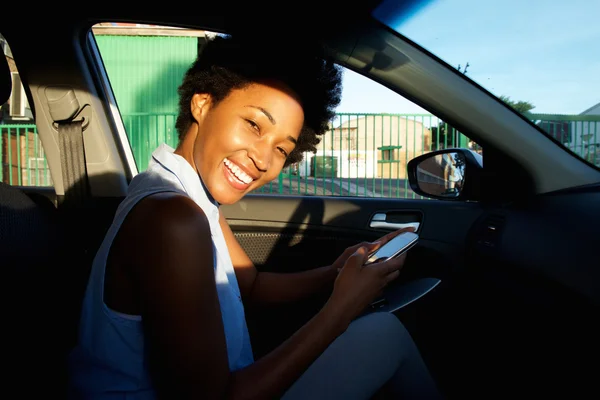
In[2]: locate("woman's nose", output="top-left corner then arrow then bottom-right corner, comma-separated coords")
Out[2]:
248,140 -> 272,172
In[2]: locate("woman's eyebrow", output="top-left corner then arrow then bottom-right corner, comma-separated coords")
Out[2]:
245,105 -> 276,125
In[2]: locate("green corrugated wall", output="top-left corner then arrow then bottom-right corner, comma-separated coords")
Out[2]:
94,35 -> 199,170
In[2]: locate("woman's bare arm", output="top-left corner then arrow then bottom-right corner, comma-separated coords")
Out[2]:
123,193 -> 349,400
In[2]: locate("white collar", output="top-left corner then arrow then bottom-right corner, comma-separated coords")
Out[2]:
150,143 -> 219,219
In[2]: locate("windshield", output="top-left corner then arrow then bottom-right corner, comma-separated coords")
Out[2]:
373,0 -> 600,167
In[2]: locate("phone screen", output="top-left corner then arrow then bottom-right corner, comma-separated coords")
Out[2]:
365,232 -> 419,265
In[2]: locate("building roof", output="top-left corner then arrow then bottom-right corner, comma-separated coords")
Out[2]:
580,102 -> 600,115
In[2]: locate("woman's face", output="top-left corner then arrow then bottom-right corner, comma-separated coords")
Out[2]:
180,81 -> 304,205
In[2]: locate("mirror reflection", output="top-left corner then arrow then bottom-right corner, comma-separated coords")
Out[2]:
416,152 -> 465,198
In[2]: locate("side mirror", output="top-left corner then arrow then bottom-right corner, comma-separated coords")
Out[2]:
407,148 -> 483,201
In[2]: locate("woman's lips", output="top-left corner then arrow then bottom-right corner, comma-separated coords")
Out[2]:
222,159 -> 253,190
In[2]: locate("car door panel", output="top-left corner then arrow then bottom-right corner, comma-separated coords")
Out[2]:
221,194 -> 484,360
224,194 -> 482,303
222,194 -> 484,271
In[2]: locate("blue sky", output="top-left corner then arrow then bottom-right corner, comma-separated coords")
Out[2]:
336,0 -> 600,116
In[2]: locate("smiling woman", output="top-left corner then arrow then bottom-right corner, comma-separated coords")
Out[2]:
67,32 -> 443,399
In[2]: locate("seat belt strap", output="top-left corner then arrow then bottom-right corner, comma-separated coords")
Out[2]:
47,88 -> 91,207
58,119 -> 89,207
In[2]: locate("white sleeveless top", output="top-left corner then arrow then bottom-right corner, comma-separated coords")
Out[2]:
68,143 -> 254,399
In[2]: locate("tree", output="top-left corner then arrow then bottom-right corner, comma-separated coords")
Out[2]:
499,95 -> 535,114
457,62 -> 470,75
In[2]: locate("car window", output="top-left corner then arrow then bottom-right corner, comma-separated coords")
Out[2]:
372,0 -> 600,169
91,23 -> 480,200
0,33 -> 53,187
266,68 -> 481,199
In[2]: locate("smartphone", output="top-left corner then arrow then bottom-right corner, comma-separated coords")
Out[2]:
365,231 -> 419,265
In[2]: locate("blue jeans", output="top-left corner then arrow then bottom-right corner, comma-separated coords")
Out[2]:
282,312 -> 443,399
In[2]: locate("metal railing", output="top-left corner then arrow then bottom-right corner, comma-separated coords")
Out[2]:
0,124 -> 52,186
525,113 -> 600,165
2,112 -> 598,198
253,113 -> 471,198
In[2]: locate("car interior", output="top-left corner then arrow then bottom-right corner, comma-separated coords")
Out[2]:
2,6 -> 599,399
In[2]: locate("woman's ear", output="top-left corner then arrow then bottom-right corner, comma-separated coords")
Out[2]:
191,93 -> 211,121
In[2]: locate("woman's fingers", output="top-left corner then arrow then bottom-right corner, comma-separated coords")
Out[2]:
349,241 -> 376,255
370,252 -> 407,276
346,246 -> 370,269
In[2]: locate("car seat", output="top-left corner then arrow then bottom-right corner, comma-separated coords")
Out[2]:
1,47 -> 81,398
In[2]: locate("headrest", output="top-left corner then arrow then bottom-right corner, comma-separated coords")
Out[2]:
1,53 -> 12,107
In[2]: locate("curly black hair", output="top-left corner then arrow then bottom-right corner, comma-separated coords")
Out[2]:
175,34 -> 343,167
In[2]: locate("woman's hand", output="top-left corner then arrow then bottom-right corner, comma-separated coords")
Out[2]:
330,227 -> 416,273
325,245 -> 409,327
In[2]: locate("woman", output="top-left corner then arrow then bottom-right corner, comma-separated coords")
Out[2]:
68,34 -> 442,399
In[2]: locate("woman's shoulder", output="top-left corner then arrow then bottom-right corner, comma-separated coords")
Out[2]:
114,191 -> 214,276
130,192 -> 211,237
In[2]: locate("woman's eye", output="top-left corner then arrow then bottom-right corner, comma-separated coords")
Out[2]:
277,147 -> 289,157
246,119 -> 259,131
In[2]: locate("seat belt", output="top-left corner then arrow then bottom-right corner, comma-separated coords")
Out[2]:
58,118 -> 90,207
48,91 -> 94,333
47,89 -> 91,207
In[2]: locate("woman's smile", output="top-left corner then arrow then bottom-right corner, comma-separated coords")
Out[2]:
223,157 -> 255,190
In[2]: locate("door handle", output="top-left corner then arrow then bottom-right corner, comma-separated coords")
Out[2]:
369,213 -> 420,231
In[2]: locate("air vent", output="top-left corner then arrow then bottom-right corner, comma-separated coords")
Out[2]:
477,214 -> 506,248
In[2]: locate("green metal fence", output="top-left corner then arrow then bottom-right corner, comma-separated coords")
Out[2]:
2,112 -> 598,198
525,113 -> 600,165
252,113 -> 471,198
0,124 -> 52,186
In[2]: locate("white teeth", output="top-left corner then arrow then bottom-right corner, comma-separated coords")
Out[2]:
224,158 -> 253,184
